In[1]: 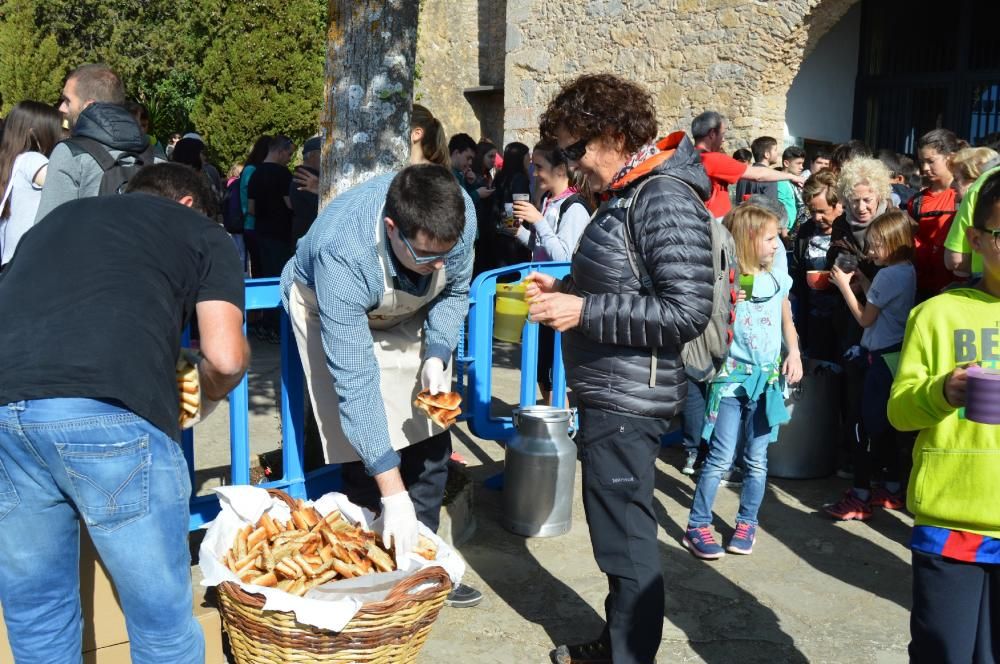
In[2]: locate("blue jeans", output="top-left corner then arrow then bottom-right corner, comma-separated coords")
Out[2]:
0,399 -> 203,664
688,395 -> 771,528
681,378 -> 708,453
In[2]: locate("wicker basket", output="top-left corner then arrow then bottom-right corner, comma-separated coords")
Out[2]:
215,490 -> 453,663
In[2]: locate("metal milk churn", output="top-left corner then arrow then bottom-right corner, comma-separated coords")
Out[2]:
502,406 -> 577,537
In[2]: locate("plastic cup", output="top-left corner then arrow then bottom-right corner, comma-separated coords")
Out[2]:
965,366 -> 1000,424
739,273 -> 755,297
494,282 -> 529,343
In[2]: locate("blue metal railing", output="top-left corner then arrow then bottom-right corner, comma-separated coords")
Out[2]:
185,278 -> 339,530
460,262 -> 572,443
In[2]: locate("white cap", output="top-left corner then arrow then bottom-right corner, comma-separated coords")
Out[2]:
182,132 -> 204,142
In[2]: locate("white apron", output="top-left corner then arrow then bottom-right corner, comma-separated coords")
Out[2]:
289,222 -> 451,464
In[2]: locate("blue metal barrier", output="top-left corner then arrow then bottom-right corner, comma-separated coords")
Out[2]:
186,278 -> 340,530
459,262 -> 571,443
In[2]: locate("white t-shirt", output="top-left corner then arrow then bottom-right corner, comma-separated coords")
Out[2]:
1,151 -> 47,265
862,262 -> 916,351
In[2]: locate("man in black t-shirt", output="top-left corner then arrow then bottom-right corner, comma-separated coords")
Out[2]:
0,163 -> 249,663
247,135 -> 295,277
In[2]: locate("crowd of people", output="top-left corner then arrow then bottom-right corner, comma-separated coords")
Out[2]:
0,61 -> 996,664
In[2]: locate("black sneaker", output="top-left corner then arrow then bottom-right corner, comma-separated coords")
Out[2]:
720,467 -> 743,487
551,638 -> 612,664
443,583 -> 483,608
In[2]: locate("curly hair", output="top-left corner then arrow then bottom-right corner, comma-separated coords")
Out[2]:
539,74 -> 657,154
838,157 -> 892,204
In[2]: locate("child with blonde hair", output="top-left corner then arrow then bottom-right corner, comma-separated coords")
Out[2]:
683,205 -> 802,559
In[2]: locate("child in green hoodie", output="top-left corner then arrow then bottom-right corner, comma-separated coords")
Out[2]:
888,170 -> 1000,663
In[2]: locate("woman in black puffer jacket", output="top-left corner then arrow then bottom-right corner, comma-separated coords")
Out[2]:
526,74 -> 714,664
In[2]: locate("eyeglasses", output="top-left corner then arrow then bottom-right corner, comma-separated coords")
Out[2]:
398,230 -> 449,265
748,271 -> 781,304
558,138 -> 589,163
976,227 -> 1000,250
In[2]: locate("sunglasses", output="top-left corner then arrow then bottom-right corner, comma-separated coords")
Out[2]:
558,137 -> 589,163
398,230 -> 449,265
748,271 -> 781,304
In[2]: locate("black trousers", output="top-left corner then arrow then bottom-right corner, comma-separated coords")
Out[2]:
911,549 -> 999,663
578,406 -> 670,664
338,431 -> 452,533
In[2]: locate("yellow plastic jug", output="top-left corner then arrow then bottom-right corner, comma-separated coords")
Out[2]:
494,282 -> 529,343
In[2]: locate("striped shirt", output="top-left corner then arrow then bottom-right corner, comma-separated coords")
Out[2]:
280,172 -> 476,475
912,526 -> 1000,565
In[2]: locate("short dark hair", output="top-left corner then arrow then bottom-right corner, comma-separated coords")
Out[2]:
973,170 -> 1000,230
831,140 -> 872,171
269,135 -> 293,153
811,147 -> 832,164
125,163 -> 217,216
539,73 -> 657,154
448,133 -> 476,156
691,111 -> 723,141
782,145 -> 806,163
170,138 -> 204,170
68,64 -> 125,105
750,136 -> 778,163
732,148 -> 753,163
384,164 -> 465,243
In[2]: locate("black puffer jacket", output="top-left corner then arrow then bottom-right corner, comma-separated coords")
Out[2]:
563,133 -> 714,419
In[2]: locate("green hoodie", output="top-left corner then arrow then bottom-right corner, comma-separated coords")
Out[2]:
888,287 -> 1000,537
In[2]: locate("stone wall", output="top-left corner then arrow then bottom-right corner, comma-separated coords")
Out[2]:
417,0 -> 858,150
498,0 -> 861,148
415,0 -> 507,144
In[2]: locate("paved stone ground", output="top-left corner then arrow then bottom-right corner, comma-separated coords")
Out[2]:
196,338 -> 913,663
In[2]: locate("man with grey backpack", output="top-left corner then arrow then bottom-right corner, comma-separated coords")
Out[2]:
35,63 -> 156,222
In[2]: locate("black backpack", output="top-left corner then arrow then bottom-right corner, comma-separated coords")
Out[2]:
64,136 -> 156,196
221,178 -> 244,234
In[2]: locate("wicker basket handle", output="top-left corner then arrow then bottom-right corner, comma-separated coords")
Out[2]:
384,565 -> 452,602
265,488 -> 298,509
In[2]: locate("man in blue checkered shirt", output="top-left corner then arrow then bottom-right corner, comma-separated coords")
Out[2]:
281,163 -> 481,606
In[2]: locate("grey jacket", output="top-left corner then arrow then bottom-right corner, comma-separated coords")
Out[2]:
35,103 -> 149,222
562,135 -> 715,420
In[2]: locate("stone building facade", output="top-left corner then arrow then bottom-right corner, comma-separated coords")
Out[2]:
416,0 -> 859,149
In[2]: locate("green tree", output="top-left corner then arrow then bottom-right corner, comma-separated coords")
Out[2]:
190,0 -> 326,169
33,0 -> 204,139
0,0 -> 64,113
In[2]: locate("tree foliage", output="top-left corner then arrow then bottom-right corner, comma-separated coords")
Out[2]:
0,0 -> 63,113
190,0 -> 326,168
0,0 -> 326,169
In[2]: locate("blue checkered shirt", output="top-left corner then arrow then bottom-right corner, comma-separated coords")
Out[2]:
280,172 -> 475,476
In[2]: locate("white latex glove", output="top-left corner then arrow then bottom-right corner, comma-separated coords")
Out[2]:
380,491 -> 419,565
420,357 -> 448,395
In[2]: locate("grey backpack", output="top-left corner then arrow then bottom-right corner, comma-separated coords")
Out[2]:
619,174 -> 737,383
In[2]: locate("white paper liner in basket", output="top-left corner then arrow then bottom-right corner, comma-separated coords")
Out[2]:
198,485 -> 465,632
